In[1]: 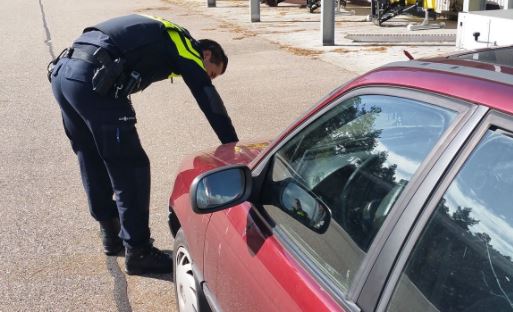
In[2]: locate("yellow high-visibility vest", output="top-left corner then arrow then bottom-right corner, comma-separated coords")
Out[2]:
140,14 -> 205,79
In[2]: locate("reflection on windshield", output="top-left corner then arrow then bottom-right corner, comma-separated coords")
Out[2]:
267,94 -> 458,295
274,95 -> 457,252
288,96 -> 454,190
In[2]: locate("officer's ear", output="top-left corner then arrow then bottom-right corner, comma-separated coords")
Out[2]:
202,50 -> 212,62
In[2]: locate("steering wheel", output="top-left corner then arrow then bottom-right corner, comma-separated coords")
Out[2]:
339,154 -> 379,235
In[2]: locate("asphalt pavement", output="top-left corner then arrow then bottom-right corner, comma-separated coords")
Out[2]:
0,0 -> 459,311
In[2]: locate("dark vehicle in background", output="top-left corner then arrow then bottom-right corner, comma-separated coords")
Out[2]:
168,45 -> 513,312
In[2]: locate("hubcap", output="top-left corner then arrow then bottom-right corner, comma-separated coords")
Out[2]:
175,246 -> 198,312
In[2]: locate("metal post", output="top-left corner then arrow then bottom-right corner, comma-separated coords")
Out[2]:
250,0 -> 261,22
321,0 -> 335,45
207,0 -> 216,7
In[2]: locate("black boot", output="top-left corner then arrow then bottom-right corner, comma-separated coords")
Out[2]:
125,244 -> 172,275
99,219 -> 123,256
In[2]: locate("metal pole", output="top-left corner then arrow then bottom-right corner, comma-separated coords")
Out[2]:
250,0 -> 261,22
321,0 -> 335,45
208,0 -> 216,7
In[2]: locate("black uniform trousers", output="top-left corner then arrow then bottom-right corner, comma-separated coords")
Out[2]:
51,57 -> 150,248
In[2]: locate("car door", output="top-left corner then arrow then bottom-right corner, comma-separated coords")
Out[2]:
203,87 -> 477,312
372,110 -> 513,312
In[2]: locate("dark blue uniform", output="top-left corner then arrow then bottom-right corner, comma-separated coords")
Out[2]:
50,15 -> 238,249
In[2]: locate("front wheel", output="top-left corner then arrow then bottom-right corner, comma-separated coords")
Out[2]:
173,229 -> 210,312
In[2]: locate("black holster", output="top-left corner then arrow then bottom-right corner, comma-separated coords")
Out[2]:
91,48 -> 126,96
116,71 -> 141,99
91,48 -> 141,98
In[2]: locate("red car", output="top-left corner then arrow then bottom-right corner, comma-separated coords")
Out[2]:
168,45 -> 513,312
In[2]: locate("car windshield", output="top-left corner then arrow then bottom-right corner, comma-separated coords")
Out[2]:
451,46 -> 513,69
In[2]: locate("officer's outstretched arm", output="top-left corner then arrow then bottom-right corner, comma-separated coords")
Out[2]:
180,61 -> 239,144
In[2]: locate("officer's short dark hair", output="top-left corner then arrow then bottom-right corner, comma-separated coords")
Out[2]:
198,39 -> 228,74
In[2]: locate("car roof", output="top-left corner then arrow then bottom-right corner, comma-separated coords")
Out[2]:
337,48 -> 513,115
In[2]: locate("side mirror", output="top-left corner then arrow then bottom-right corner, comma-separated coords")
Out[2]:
190,165 -> 252,214
279,180 -> 331,234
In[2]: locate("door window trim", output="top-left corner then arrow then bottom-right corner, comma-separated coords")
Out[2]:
251,86 -> 479,311
374,110 -> 513,312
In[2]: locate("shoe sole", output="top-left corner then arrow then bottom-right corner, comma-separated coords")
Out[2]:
124,267 -> 172,275
104,245 -> 124,256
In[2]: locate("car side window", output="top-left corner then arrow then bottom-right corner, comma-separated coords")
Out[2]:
261,94 -> 457,293
388,129 -> 513,312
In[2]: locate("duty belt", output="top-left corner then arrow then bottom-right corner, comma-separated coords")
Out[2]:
46,45 -> 115,83
48,45 -> 140,98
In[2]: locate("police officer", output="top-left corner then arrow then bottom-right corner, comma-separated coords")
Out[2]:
49,14 -> 238,275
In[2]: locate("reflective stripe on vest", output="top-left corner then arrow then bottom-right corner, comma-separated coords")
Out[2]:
140,14 -> 205,77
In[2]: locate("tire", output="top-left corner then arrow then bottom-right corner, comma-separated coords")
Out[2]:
173,228 -> 211,312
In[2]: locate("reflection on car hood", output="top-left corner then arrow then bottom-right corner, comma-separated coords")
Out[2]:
177,140 -> 271,178
201,141 -> 271,167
